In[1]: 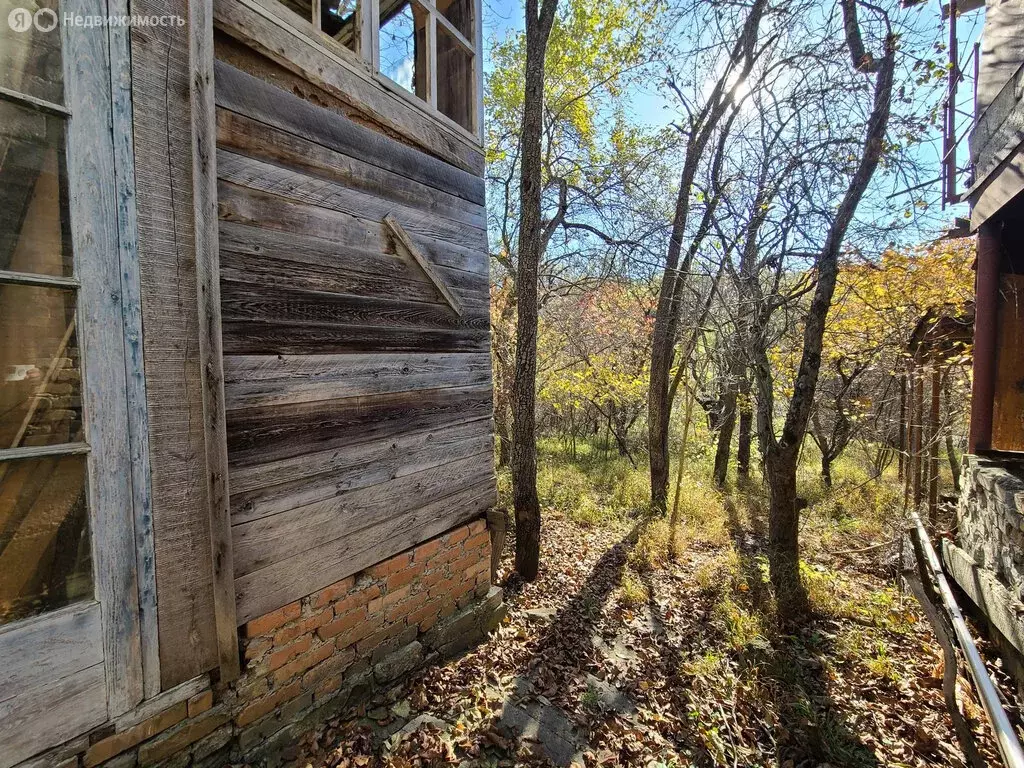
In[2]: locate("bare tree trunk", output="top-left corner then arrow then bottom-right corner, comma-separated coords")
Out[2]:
713,391 -> 737,487
510,0 -> 558,582
737,404 -> 753,482
669,379 -> 695,560
821,452 -> 832,489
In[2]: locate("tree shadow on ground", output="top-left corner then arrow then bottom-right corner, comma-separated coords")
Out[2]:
722,494 -> 882,768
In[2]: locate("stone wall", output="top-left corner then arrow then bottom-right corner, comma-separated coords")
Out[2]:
17,518 -> 503,768
956,455 -> 1024,600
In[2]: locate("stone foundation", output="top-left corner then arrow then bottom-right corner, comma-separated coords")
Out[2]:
946,455 -> 1024,690
17,518 -> 504,768
955,455 -> 1024,600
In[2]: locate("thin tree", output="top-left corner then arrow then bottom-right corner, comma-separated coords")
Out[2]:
648,0 -> 769,513
755,0 -> 897,611
510,0 -> 559,581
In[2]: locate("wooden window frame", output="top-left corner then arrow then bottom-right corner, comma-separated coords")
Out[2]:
0,0 -> 154,761
238,0 -> 484,143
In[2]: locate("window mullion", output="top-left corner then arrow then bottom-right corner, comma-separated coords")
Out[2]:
427,11 -> 437,108
0,84 -> 71,118
0,442 -> 91,462
434,11 -> 473,54
0,269 -> 80,289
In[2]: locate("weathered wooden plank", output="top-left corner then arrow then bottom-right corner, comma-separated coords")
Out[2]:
993,274 -> 1024,452
224,352 -> 490,410
216,108 -> 485,228
216,150 -> 484,246
231,425 -> 493,522
384,215 -> 464,318
219,249 -> 485,308
234,481 -> 496,623
227,385 -> 493,467
233,451 -> 492,575
222,320 -> 490,355
215,148 -> 483,241
64,0 -> 143,712
219,220 -> 487,293
107,0 -> 160,700
212,0 -> 484,176
0,663 -> 106,768
220,281 -> 485,332
193,0 -> 241,683
130,0 -> 220,687
217,180 -> 488,277
0,602 -> 103,703
112,674 -> 210,731
229,416 -> 491,494
212,58 -> 484,203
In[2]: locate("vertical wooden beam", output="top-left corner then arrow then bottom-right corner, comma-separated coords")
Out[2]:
191,0 -> 241,681
969,221 -> 1000,452
898,373 -> 907,482
369,0 -> 381,71
107,0 -> 160,699
64,0 -> 144,714
427,12 -> 437,108
913,372 -> 925,510
472,0 -> 482,139
929,365 -> 941,525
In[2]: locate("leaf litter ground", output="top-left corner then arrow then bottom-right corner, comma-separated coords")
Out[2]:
292,504 -> 1013,768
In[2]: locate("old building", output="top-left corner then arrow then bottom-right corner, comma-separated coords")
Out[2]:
0,0 -> 499,762
940,0 -> 1024,685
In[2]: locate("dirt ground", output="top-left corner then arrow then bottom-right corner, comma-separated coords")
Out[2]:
291,506 -> 1010,767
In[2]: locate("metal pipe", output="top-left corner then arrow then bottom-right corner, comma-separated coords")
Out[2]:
911,510 -> 1024,768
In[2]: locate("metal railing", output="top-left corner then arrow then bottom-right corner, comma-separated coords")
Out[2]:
910,510 -> 1024,768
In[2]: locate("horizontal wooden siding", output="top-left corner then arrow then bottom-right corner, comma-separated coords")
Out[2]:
213,62 -> 495,625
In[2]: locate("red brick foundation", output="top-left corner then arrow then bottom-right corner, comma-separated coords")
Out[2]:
21,518 -> 502,768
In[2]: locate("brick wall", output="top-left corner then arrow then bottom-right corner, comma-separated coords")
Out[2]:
21,518 -> 501,768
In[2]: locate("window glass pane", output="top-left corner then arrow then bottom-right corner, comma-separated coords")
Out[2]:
0,285 -> 82,448
437,25 -> 473,131
379,0 -> 428,101
0,454 -> 92,625
322,0 -> 358,50
0,101 -> 73,278
0,0 -> 64,104
436,0 -> 472,41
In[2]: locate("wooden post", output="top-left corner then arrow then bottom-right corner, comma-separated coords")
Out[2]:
898,373 -> 907,482
913,372 -> 925,510
969,221 -> 1000,453
192,0 -> 241,682
929,365 -> 941,525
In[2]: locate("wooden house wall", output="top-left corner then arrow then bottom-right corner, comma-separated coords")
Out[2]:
212,62 -> 496,625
